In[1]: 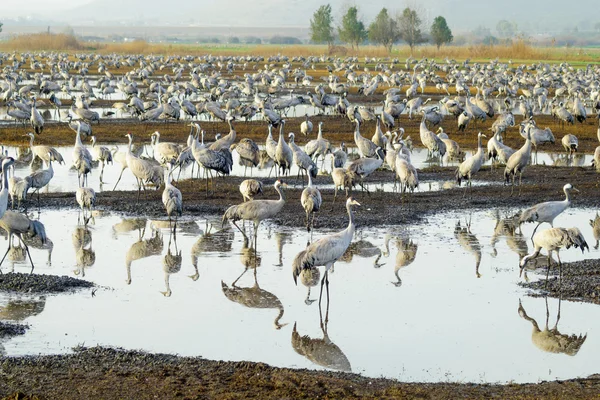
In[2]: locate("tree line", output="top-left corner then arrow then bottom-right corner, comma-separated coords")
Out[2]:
310,5 -> 452,53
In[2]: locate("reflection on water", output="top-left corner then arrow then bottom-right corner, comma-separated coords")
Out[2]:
0,296 -> 46,322
518,297 -> 587,356
1,208 -> 600,383
454,219 -> 482,277
392,236 -> 418,287
291,312 -> 351,372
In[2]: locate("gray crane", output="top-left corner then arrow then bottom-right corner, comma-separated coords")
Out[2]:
150,131 -> 180,166
519,227 -> 588,281
300,114 -> 313,136
274,121 -> 293,177
353,120 -> 377,158
125,133 -> 160,201
455,132 -> 486,194
0,158 -> 16,219
191,130 -> 232,194
519,183 -> 578,239
210,117 -> 237,151
162,165 -> 182,234
76,187 -> 96,225
25,132 -> 64,165
29,97 -> 44,135
26,153 -> 54,207
239,179 -> 263,202
0,210 -> 47,273
73,122 -> 93,187
348,147 -> 384,194
505,125 -> 532,195
90,136 -> 113,183
222,180 -> 287,250
231,138 -> 259,176
292,197 -> 361,305
301,165 -> 322,232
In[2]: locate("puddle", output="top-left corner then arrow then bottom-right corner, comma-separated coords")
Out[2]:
0,207 -> 599,383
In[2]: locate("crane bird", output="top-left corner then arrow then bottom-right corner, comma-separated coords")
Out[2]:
125,133 -> 161,202
191,130 -> 232,194
353,120 -> 377,158
0,211 -> 47,273
0,158 -> 16,219
301,165 -> 322,232
25,132 -> 64,165
274,121 -> 293,177
504,125 -> 532,195
209,117 -> 237,151
26,153 -> 54,207
331,168 -> 356,204
519,227 -> 588,280
30,97 -> 44,135
304,122 -> 330,170
222,179 -> 287,250
90,136 -> 113,183
348,147 -> 384,194
455,132 -> 486,195
239,179 -> 263,202
519,183 -> 578,239
76,187 -> 96,225
151,131 -> 180,166
561,134 -> 578,155
292,197 -> 361,305
162,164 -> 182,234
300,114 -> 313,136
73,121 -> 93,187
231,138 -> 259,176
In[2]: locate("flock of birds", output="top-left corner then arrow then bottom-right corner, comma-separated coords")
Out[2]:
0,51 -> 599,301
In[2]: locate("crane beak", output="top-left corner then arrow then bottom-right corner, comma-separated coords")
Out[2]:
573,187 -> 580,193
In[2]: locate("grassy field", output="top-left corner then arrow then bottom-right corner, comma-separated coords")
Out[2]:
2,33 -> 600,65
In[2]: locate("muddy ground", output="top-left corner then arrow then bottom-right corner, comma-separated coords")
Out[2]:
3,117 -> 600,398
2,347 -> 600,400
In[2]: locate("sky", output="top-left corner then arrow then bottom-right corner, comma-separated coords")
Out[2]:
4,0 -> 93,16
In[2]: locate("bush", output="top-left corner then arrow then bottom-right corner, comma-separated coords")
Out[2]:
269,36 -> 302,45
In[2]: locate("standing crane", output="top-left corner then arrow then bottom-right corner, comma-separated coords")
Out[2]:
0,211 -> 47,273
26,153 -> 54,207
274,121 -> 293,177
222,180 -> 288,250
301,165 -> 322,233
519,227 -> 588,280
30,96 -> 44,135
353,120 -> 377,158
125,133 -> 160,202
26,132 -> 64,165
292,197 -> 361,306
73,121 -> 93,187
162,165 -> 183,234
90,136 -> 113,183
504,125 -> 532,195
76,187 -> 96,225
455,132 -> 486,195
300,114 -> 313,136
519,183 -> 578,239
348,147 -> 384,194
0,158 -> 16,219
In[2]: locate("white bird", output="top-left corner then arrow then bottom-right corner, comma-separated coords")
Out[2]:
561,134 -> 578,155
288,132 -> 317,182
26,153 -> 54,207
353,120 -> 377,158
395,153 -> 419,194
239,179 -> 263,202
90,136 -> 113,183
300,114 -> 313,136
519,227 -> 588,279
292,197 -> 361,305
332,142 -> 347,169
162,165 -> 182,233
348,147 -> 384,193
125,133 -> 160,201
26,132 -> 64,165
30,97 -> 44,135
504,124 -> 532,194
371,116 -> 388,149
151,131 -> 180,166
0,210 -> 47,273
73,121 -> 93,187
76,187 -> 96,225
222,180 -> 287,248
209,117 -> 237,151
0,158 -> 16,219
455,132 -> 486,191
305,122 -> 330,169
301,165 -> 322,232
274,121 -> 293,176
331,168 -> 355,203
519,183 -> 578,238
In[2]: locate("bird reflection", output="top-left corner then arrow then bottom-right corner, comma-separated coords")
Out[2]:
73,225 -> 95,277
454,219 -> 482,277
274,230 -> 292,267
490,210 -> 528,261
589,212 -> 600,250
21,232 -> 53,267
112,218 -> 147,239
161,232 -> 182,297
518,297 -> 587,356
0,296 -> 46,322
392,237 -> 418,287
4,244 -> 26,272
298,266 -> 320,305
190,223 -> 234,281
339,238 -> 385,267
549,153 -> 586,167
125,228 -> 163,284
221,278 -> 286,330
150,219 -> 202,236
291,311 -> 351,372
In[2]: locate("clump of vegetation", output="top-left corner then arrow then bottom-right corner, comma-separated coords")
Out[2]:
0,33 -> 85,51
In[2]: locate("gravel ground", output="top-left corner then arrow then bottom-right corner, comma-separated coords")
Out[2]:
0,273 -> 94,294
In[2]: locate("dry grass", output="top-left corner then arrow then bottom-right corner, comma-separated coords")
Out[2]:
1,33 -> 599,64
0,33 -> 85,51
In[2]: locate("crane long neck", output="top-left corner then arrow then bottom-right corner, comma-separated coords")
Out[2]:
346,203 -> 355,233
29,135 -> 34,147
564,187 -> 572,202
1,163 -> 9,192
318,125 -> 322,139
275,184 -> 286,202
307,170 -> 314,187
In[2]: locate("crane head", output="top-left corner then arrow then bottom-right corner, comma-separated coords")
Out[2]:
346,197 -> 361,207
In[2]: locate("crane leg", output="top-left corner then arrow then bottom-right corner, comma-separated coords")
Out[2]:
113,167 -> 125,191
0,244 -> 12,270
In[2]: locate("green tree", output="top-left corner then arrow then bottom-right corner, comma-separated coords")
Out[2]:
430,16 -> 453,50
310,4 -> 335,47
368,8 -> 400,54
496,20 -> 517,38
338,6 -> 367,50
397,7 -> 426,54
